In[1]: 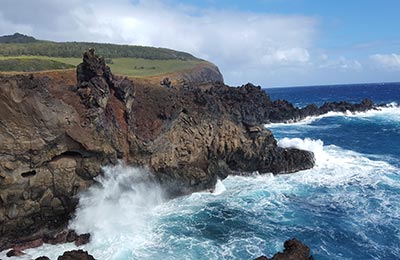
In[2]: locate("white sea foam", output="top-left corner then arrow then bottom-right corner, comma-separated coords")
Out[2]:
276,137 -> 398,187
212,179 -> 227,195
0,163 -> 233,260
69,164 -> 166,259
2,139 -> 399,259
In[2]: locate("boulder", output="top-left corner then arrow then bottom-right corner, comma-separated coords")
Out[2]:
256,238 -> 314,260
57,250 -> 96,260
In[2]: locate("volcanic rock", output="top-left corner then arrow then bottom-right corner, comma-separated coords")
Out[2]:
0,50 -> 314,250
57,250 -> 96,260
268,97 -> 376,123
255,238 -> 314,260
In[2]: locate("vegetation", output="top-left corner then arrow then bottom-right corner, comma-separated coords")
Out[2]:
0,40 -> 199,61
107,58 -> 206,77
0,33 -> 208,76
0,33 -> 37,44
0,55 -> 205,76
0,57 -> 74,72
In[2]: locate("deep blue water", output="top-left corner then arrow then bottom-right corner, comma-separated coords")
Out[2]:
4,83 -> 400,260
266,82 -> 400,107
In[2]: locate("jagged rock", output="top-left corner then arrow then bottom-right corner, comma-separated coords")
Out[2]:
74,233 -> 90,246
43,229 -> 90,246
255,238 -> 314,260
57,250 -> 96,260
160,77 -> 173,88
268,97 -> 376,123
35,257 -> 50,260
0,51 -> 316,250
76,49 -> 111,109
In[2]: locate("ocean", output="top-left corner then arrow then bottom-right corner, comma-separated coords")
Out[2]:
2,82 -> 400,260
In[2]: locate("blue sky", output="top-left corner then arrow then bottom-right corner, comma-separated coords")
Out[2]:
0,0 -> 399,87
176,0 -> 400,56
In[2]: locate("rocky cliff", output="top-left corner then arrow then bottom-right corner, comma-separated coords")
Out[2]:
0,50 -> 315,250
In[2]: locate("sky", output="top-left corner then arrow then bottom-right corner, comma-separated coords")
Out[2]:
0,0 -> 399,87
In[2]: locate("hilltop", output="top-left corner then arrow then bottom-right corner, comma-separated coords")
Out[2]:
0,33 -> 37,44
0,33 -> 222,83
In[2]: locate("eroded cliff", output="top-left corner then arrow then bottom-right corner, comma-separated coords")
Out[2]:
0,50 -> 314,250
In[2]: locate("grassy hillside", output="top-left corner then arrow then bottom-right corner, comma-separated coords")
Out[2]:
0,33 -> 208,76
0,55 -> 208,76
0,57 -> 74,72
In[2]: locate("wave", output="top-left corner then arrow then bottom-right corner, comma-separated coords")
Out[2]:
212,179 -> 227,195
265,103 -> 400,127
276,137 -> 398,186
3,140 -> 399,260
153,138 -> 400,259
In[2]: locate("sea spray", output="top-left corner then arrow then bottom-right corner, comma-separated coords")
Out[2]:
212,179 -> 227,195
69,163 -> 166,259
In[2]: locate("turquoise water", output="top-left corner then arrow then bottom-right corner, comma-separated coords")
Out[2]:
3,83 -> 400,260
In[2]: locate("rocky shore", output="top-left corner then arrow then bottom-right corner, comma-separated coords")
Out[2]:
0,49 -> 383,256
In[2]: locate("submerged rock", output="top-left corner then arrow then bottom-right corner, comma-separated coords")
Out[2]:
255,238 -> 314,260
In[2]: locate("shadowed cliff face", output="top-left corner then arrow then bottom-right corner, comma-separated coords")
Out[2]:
0,50 -> 314,250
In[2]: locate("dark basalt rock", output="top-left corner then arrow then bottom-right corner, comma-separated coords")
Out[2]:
76,49 -> 134,112
57,250 -> 96,260
35,257 -> 50,260
255,238 -> 314,260
43,229 -> 90,246
0,50 -> 316,250
268,97 -> 377,123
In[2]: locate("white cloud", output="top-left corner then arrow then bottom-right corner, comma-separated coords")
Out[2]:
370,54 -> 400,71
262,47 -> 310,65
318,56 -> 362,71
0,0 -> 318,86
1,0 -> 398,86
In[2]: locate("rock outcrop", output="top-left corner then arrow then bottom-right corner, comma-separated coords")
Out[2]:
268,97 -> 376,123
255,238 -> 314,260
0,50 -> 314,250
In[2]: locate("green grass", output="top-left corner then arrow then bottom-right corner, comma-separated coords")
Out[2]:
0,57 -> 74,72
0,36 -> 209,76
108,58 -> 206,77
0,56 -> 206,76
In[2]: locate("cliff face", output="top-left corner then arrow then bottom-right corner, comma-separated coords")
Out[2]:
0,51 -> 314,250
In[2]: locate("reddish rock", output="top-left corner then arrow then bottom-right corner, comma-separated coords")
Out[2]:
256,238 -> 314,260
75,233 -> 90,246
6,249 -> 25,257
0,50 -> 315,250
13,238 -> 44,251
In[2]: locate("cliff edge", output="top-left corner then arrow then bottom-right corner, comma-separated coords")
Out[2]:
0,50 -> 314,250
